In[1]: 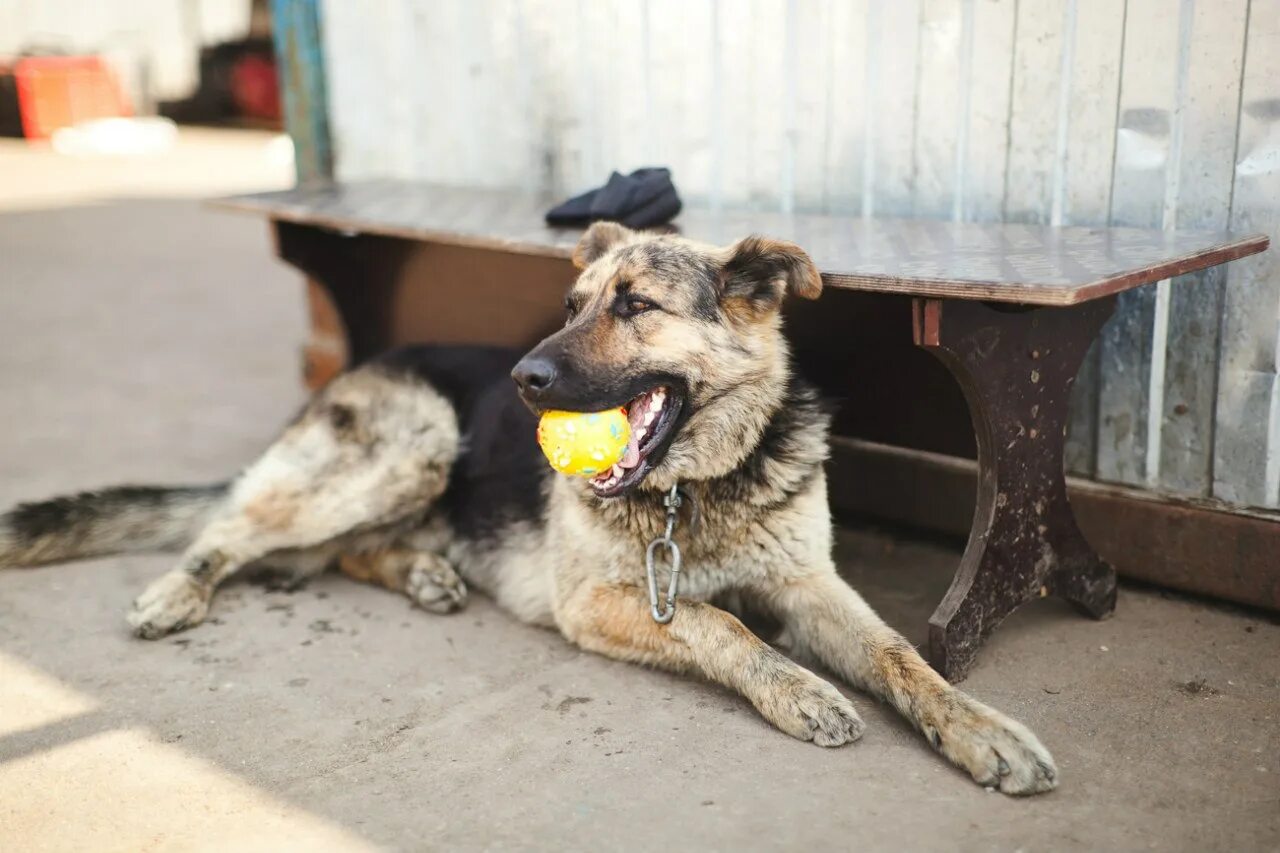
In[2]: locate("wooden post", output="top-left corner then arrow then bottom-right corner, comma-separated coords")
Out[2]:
271,0 -> 333,185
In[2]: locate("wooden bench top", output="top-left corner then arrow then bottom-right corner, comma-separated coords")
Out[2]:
216,181 -> 1268,307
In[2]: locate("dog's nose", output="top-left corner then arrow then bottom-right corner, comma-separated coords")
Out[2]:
512,355 -> 558,399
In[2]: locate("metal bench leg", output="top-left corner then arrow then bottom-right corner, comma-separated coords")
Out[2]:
912,296 -> 1117,681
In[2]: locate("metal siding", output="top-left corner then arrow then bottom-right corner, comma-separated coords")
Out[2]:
1214,0 -> 1280,508
819,0 -> 871,215
865,0 -> 923,218
913,0 -> 967,221
320,0 -> 395,180
1157,0 -> 1249,496
1060,0 -> 1127,478
1003,0 -> 1070,227
650,0 -> 716,203
960,0 -> 1017,224
318,0 -> 1280,510
1096,0 -> 1183,488
791,0 -> 837,212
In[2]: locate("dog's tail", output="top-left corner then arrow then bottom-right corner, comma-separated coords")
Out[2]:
0,483 -> 229,568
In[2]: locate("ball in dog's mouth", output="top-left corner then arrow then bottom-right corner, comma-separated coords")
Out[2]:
589,386 -> 682,497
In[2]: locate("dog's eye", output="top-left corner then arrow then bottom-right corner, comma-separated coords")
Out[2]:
616,295 -> 656,317
564,297 -> 579,321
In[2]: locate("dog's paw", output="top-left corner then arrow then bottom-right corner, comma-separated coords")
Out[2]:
761,672 -> 866,747
405,556 -> 467,614
128,570 -> 210,639
935,697 -> 1058,795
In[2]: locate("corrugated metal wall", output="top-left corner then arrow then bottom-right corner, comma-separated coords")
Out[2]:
320,0 -> 1280,511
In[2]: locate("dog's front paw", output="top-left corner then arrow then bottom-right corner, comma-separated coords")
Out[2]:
405,556 -> 468,614
128,570 -> 210,639
935,697 -> 1058,795
759,672 -> 866,747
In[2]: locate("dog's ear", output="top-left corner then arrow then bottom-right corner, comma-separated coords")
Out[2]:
716,236 -> 823,317
572,221 -> 636,270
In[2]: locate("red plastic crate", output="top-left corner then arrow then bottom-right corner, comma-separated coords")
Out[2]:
14,56 -> 131,140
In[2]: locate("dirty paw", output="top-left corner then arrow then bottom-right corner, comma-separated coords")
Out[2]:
405,557 -> 468,614
127,570 -> 210,639
764,673 -> 865,747
939,699 -> 1058,795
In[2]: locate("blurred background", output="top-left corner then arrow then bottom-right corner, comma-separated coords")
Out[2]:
0,0 -> 276,133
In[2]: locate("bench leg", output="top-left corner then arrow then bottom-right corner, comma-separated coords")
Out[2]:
912,296 -> 1117,681
273,221 -> 411,387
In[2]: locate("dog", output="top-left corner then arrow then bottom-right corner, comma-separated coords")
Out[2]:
0,221 -> 1057,795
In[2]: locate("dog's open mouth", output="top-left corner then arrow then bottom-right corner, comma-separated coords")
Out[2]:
589,386 -> 683,498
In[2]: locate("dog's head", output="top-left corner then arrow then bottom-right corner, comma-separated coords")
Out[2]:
513,222 -> 822,497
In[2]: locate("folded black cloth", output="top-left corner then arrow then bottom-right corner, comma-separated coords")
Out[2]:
545,167 -> 682,229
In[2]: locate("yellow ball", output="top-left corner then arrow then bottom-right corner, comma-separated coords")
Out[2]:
537,408 -> 630,477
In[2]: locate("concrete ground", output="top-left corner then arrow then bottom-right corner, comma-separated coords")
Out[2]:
0,130 -> 1277,852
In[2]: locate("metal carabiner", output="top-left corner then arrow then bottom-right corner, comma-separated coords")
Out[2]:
645,534 -> 681,624
645,484 -> 686,624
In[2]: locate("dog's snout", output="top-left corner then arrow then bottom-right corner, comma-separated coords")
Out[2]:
512,355 -> 558,398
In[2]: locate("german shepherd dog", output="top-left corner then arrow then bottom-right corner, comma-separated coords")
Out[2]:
0,222 -> 1056,795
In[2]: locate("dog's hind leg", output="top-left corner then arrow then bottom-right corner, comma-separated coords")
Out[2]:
128,368 -> 461,638
764,570 -> 1058,796
338,548 -> 467,614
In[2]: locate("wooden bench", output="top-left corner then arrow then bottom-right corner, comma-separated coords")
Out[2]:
217,180 -> 1268,680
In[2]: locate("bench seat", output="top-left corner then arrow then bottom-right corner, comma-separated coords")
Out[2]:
216,180 -> 1265,306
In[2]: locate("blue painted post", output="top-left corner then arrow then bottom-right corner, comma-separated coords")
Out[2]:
271,0 -> 333,184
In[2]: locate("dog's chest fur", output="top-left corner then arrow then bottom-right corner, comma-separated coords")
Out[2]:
546,469 -> 834,600
532,378 -> 835,608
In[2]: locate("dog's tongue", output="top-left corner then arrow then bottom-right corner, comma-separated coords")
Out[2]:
621,441 -> 641,468
620,390 -> 657,470
627,395 -> 651,434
